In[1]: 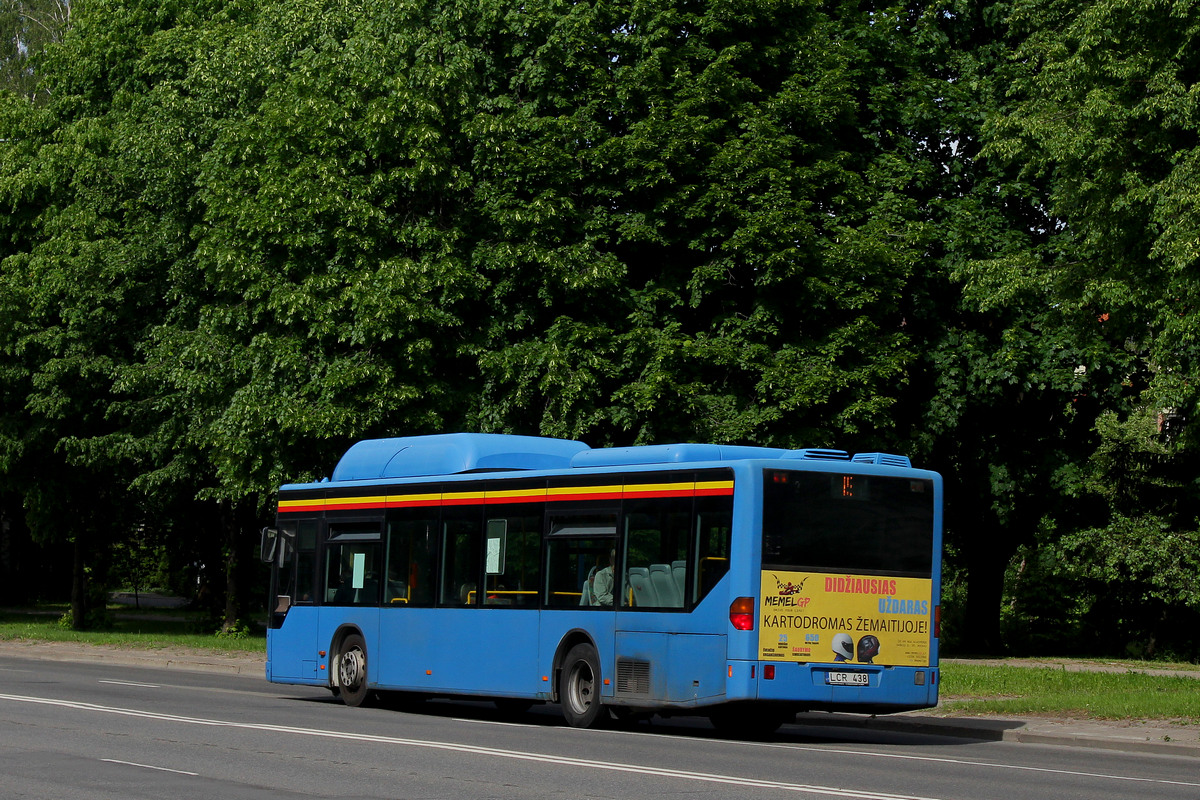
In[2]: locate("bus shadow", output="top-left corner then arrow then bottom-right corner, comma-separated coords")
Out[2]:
287,692 -> 1004,747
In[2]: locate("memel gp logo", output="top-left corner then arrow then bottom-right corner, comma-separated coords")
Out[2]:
758,570 -> 932,666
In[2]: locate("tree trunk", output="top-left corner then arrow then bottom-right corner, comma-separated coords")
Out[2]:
70,536 -> 87,630
221,499 -> 239,632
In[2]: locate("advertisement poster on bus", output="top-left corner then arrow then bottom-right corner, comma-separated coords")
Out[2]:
758,571 -> 933,666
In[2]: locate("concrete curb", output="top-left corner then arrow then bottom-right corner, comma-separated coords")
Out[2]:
795,711 -> 1200,757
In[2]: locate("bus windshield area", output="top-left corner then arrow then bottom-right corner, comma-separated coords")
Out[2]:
761,470 -> 934,577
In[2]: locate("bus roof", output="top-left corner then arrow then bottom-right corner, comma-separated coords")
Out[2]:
316,433 -> 913,484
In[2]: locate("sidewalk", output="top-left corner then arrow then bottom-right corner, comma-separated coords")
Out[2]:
3,640 -> 265,677
4,641 -> 1198,757
795,709 -> 1200,757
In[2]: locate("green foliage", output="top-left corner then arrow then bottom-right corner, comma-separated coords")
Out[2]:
987,0 -> 1200,419
214,619 -> 251,639
0,0 -> 1197,656
466,0 -> 944,448
56,576 -> 113,631
1001,409 -> 1200,659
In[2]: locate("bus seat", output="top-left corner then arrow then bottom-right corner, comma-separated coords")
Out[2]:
580,566 -> 596,605
671,560 -> 686,603
650,564 -> 682,608
362,579 -> 379,604
626,567 -> 657,607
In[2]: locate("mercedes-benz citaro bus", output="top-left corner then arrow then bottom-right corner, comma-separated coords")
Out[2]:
260,433 -> 942,735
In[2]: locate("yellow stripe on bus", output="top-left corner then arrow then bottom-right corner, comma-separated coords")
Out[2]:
545,484 -> 623,497
278,498 -> 330,510
485,487 -> 551,501
621,482 -> 696,495
384,492 -> 443,506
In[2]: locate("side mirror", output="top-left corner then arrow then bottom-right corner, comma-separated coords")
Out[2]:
260,527 -> 279,564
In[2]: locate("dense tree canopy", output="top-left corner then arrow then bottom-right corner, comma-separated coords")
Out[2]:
0,0 -> 1195,654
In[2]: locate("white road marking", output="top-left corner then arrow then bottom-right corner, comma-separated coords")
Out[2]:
101,758 -> 199,776
99,680 -> 161,688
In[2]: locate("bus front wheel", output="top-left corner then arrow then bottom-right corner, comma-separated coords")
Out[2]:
335,633 -> 372,707
559,643 -> 603,728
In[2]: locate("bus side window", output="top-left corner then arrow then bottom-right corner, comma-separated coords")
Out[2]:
544,512 -> 618,608
694,495 -> 733,603
325,545 -> 381,605
324,523 -> 383,606
385,512 -> 437,605
483,510 -> 541,607
440,505 -> 483,606
622,497 -> 689,609
295,519 -> 317,603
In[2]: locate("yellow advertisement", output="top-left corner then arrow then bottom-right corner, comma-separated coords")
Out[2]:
758,571 -> 933,666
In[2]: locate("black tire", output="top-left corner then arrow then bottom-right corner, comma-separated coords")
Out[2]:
559,643 -> 604,728
335,633 -> 372,707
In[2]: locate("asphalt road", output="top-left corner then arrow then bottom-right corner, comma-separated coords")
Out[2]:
1,654 -> 1198,800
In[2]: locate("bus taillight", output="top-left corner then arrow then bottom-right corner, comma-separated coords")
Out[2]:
933,604 -> 941,638
730,597 -> 755,631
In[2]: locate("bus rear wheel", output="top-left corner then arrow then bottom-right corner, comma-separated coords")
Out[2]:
335,633 -> 372,707
559,643 -> 603,728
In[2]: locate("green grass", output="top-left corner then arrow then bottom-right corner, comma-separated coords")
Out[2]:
0,608 -> 265,655
939,662 -> 1200,722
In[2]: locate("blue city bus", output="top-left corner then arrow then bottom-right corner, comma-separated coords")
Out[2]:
261,433 -> 943,733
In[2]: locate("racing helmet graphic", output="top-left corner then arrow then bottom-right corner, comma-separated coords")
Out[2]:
832,632 -> 854,661
857,635 -> 881,663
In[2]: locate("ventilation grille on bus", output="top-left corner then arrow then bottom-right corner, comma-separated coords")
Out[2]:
616,659 -> 651,695
850,452 -> 912,468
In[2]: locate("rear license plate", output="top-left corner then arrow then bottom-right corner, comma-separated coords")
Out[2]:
826,671 -> 869,686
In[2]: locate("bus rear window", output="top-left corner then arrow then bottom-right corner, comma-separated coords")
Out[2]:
762,470 -> 933,577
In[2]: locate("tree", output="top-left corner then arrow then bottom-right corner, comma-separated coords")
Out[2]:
467,0 -> 946,450
0,0 -> 70,101
1002,408 -> 1200,658
986,0 -> 1200,425
947,0 -> 1200,651
0,0 -> 223,626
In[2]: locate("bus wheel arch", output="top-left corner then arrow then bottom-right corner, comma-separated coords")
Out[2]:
330,627 -> 373,708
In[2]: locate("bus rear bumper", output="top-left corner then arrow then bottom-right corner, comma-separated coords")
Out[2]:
726,661 -> 939,712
